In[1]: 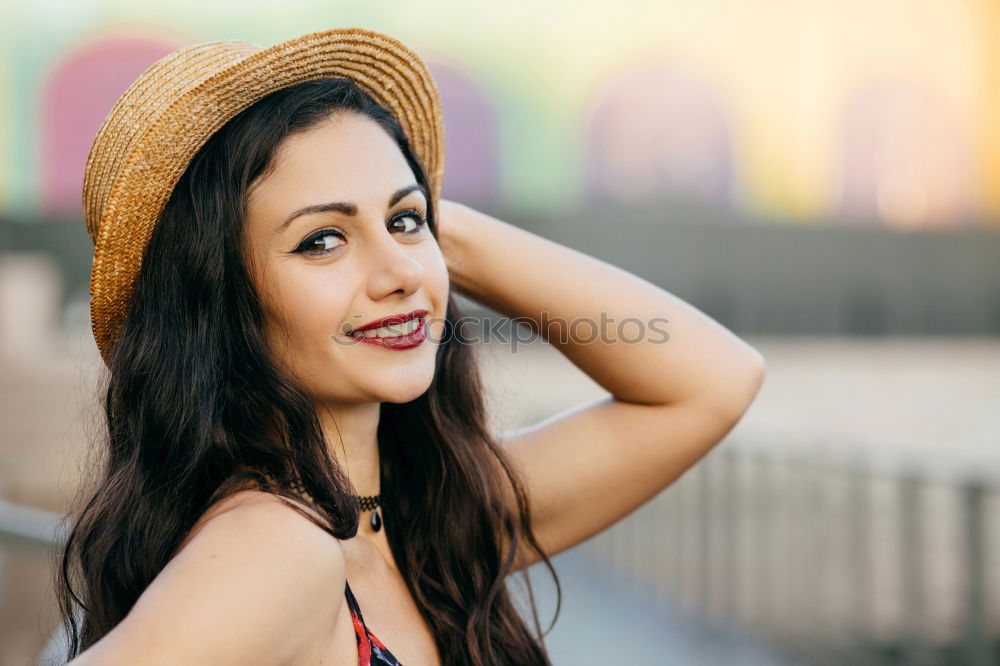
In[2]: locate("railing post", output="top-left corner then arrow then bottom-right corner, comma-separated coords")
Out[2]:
797,454 -> 823,657
847,462 -> 877,665
697,454 -> 711,615
961,481 -> 990,666
755,451 -> 776,638
899,473 -> 929,666
720,449 -> 739,621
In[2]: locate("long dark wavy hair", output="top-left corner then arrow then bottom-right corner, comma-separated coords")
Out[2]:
55,77 -> 561,665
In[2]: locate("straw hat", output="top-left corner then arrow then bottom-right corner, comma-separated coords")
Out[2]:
82,27 -> 445,368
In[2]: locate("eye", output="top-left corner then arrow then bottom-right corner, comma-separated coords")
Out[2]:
291,209 -> 428,258
295,229 -> 345,256
390,209 -> 429,236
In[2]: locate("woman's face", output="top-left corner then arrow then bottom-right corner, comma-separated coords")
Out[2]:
243,110 -> 449,404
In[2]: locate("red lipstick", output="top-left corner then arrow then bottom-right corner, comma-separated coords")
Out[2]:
347,308 -> 429,350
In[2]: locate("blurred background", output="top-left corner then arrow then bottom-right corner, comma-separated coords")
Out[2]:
1,0 -> 998,664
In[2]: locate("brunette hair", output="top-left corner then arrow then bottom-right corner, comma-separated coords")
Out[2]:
55,77 -> 560,665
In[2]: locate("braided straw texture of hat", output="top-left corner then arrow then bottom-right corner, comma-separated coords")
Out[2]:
82,27 -> 445,368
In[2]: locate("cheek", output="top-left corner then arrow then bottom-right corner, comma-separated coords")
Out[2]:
263,262 -> 355,344
419,246 -> 450,343
418,242 -> 450,295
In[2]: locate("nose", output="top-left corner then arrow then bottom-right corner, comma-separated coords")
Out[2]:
363,228 -> 424,301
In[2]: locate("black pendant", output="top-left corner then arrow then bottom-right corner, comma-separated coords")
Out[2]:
371,506 -> 382,532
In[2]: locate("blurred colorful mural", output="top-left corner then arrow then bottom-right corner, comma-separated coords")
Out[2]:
1,0 -> 998,229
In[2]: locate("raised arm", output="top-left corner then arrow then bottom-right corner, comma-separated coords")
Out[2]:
437,200 -> 765,570
68,492 -> 348,665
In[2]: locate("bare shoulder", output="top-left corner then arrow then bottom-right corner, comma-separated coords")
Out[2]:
172,488 -> 334,558
68,490 -> 346,666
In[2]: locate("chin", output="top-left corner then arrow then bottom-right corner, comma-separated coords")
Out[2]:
375,372 -> 436,404
380,389 -> 431,405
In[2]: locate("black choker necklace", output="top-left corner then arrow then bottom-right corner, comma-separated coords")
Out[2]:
267,470 -> 382,533
353,494 -> 382,532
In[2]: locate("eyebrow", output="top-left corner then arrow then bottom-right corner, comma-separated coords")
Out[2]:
275,183 -> 428,233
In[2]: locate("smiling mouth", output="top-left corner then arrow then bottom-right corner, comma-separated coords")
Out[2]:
344,315 -> 428,350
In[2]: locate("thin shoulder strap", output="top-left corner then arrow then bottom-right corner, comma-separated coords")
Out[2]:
345,580 -> 375,664
344,580 -> 365,622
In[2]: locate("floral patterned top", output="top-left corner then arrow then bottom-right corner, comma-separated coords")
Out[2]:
345,580 -> 405,666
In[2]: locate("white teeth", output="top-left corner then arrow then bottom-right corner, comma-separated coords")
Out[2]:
354,317 -> 421,338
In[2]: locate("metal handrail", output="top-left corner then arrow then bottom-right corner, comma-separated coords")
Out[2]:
0,498 -> 64,549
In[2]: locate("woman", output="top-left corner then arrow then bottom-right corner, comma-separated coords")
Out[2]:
57,28 -> 765,666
